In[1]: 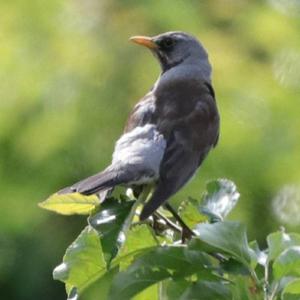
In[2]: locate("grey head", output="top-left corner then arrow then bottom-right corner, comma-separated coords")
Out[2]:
130,31 -> 212,80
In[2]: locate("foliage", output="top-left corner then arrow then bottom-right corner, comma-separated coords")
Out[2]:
38,193 -> 99,215
40,179 -> 300,300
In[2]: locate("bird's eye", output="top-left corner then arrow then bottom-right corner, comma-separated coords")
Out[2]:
160,37 -> 175,49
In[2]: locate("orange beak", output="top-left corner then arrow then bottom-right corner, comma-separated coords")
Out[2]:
129,36 -> 158,50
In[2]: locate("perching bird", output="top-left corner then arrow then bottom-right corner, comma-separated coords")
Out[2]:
59,31 -> 220,221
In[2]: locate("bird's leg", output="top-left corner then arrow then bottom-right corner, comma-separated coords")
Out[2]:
163,202 -> 195,242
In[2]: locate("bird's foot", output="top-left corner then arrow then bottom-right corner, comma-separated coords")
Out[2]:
163,202 -> 195,243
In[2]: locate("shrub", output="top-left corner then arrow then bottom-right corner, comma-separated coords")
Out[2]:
40,179 -> 300,300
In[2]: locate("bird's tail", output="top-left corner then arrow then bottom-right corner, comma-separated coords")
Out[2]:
58,167 -> 125,196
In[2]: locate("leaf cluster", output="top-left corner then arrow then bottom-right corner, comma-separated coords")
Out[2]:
39,179 -> 300,300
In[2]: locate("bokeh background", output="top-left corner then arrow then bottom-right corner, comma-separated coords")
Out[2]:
1,0 -> 300,298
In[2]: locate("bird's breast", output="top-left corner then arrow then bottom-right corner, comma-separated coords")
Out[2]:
155,77 -> 201,113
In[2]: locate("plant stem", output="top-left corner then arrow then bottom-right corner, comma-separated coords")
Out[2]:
269,282 -> 279,300
154,210 -> 182,233
122,185 -> 152,234
263,262 -> 279,300
263,262 -> 270,300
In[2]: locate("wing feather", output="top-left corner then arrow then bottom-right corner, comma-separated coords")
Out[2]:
140,81 -> 219,220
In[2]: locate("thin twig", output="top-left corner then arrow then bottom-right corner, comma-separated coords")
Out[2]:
164,202 -> 195,240
264,262 -> 269,300
269,282 -> 279,300
154,210 -> 182,233
123,185 -> 152,234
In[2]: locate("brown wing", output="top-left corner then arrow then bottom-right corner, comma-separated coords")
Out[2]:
124,92 -> 156,133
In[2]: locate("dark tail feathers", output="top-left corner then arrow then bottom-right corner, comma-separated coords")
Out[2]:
58,168 -> 121,195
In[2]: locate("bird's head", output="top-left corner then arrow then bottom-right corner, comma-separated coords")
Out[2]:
130,31 -> 211,77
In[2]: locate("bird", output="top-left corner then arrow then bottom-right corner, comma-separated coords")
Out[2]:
58,31 -> 220,221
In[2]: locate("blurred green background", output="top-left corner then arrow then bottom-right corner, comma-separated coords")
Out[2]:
1,0 -> 300,298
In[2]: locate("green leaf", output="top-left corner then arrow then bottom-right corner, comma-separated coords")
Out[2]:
71,248 -> 157,299
230,276 -> 259,300
88,197 -> 135,267
282,278 -> 300,300
267,231 -> 300,262
163,279 -> 190,300
133,284 -> 159,300
274,276 -> 297,295
53,226 -> 106,295
80,266 -> 119,300
39,192 -> 99,215
220,258 -> 250,276
195,221 -> 255,268
79,244 -> 158,300
118,224 -> 158,270
200,179 -> 240,222
273,246 -> 300,279
179,280 -> 231,300
282,294 -> 300,300
178,197 -> 208,228
108,246 -> 214,300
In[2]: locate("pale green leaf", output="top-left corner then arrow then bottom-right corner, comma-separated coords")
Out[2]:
178,197 -> 207,228
39,192 -> 99,215
282,278 -> 300,300
200,179 -> 240,222
267,231 -> 300,262
273,246 -> 300,279
133,284 -> 159,300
